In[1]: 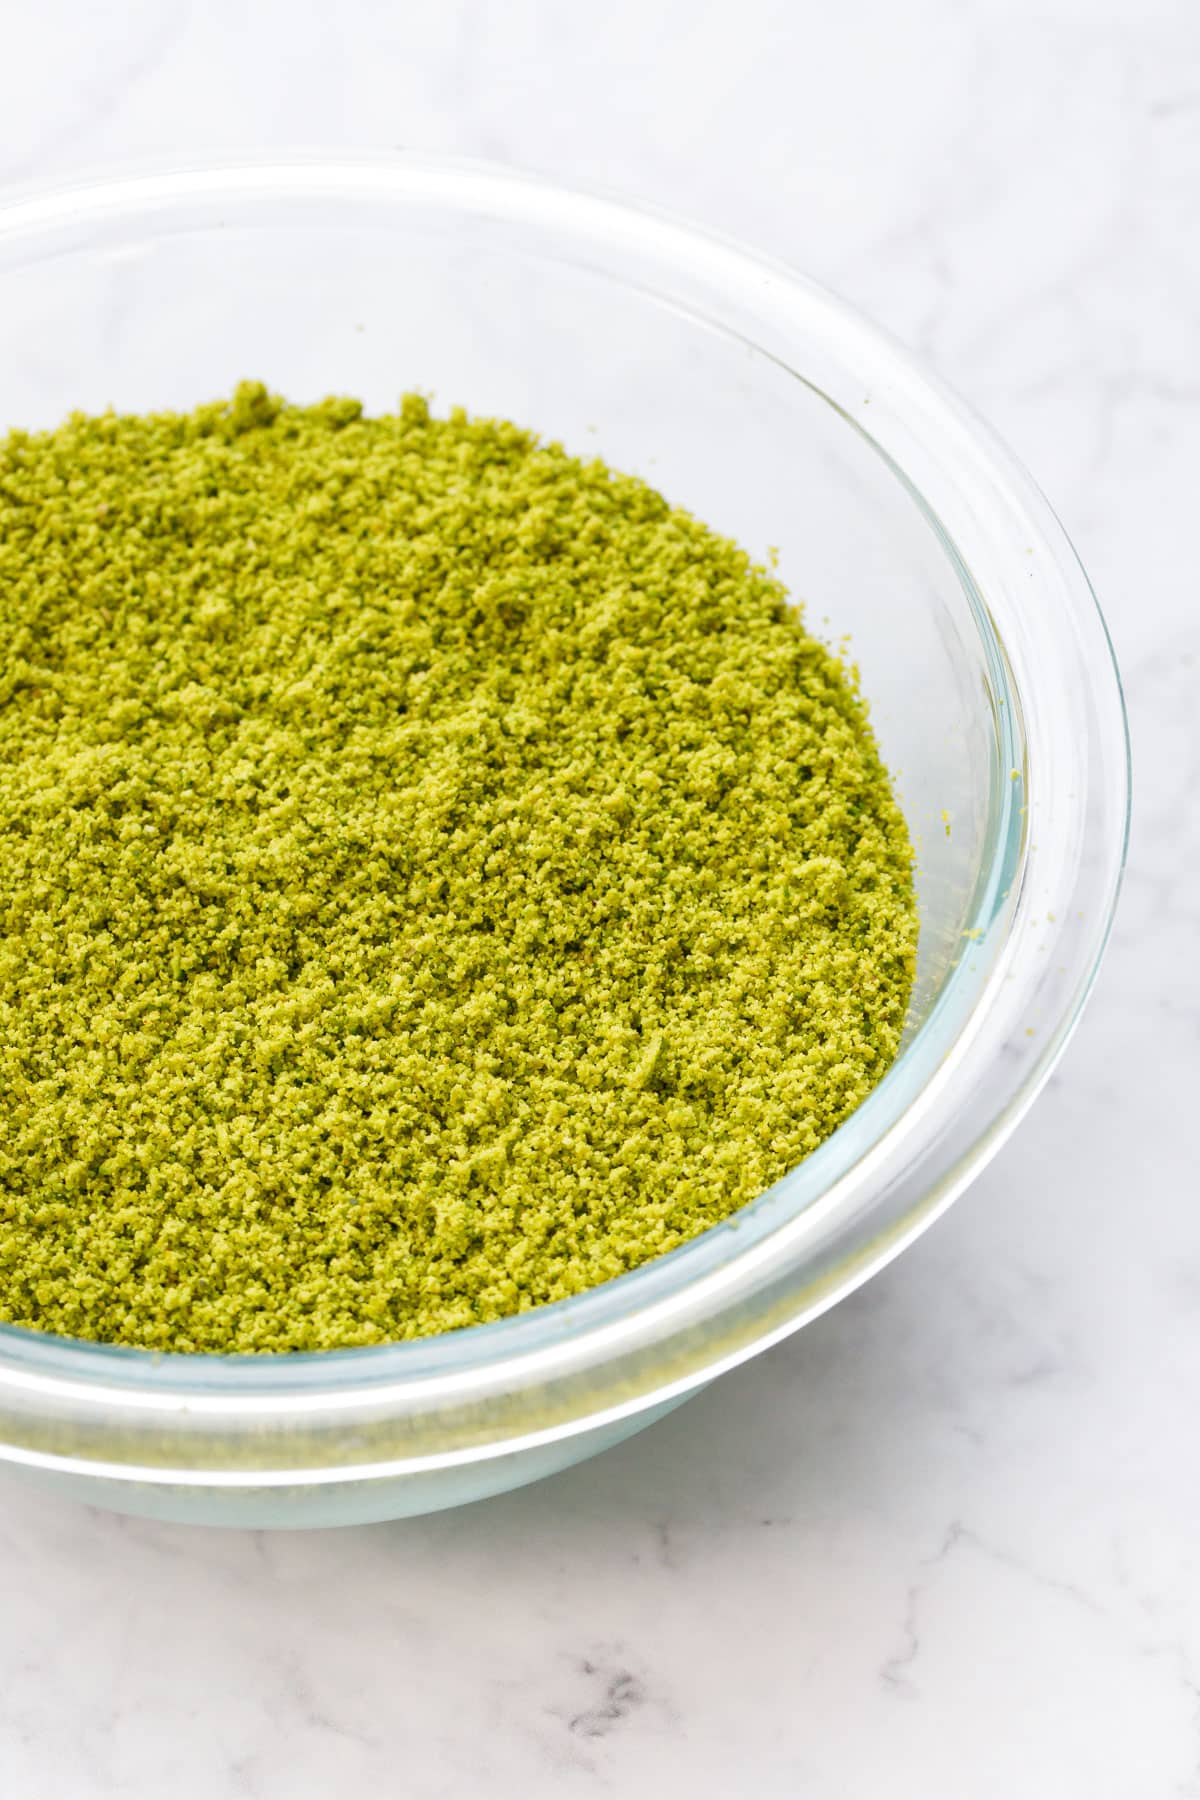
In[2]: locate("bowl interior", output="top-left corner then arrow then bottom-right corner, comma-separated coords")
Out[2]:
0,193 -> 1013,1049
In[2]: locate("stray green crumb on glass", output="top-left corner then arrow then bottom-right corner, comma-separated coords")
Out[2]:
0,384 -> 917,1352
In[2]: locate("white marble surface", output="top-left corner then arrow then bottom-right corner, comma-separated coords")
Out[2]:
0,1 -> 1197,1793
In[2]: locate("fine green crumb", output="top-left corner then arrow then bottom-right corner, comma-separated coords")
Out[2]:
0,383 -> 917,1353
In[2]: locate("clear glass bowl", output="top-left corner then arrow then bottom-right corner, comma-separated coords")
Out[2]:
0,156 -> 1128,1527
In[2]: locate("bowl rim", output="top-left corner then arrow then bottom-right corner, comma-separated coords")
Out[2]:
0,152 -> 1129,1457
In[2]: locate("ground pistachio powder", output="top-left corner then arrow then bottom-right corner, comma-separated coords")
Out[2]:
0,383 -> 917,1353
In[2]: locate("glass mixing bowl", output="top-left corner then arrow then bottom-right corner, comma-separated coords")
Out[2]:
0,156 -> 1128,1526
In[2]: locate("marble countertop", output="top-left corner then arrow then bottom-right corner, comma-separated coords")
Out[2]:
1,3 -> 1197,1794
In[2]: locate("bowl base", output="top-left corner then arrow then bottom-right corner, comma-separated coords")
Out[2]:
0,1393 -> 693,1528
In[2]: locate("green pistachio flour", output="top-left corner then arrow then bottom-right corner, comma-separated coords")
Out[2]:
0,383 -> 917,1352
